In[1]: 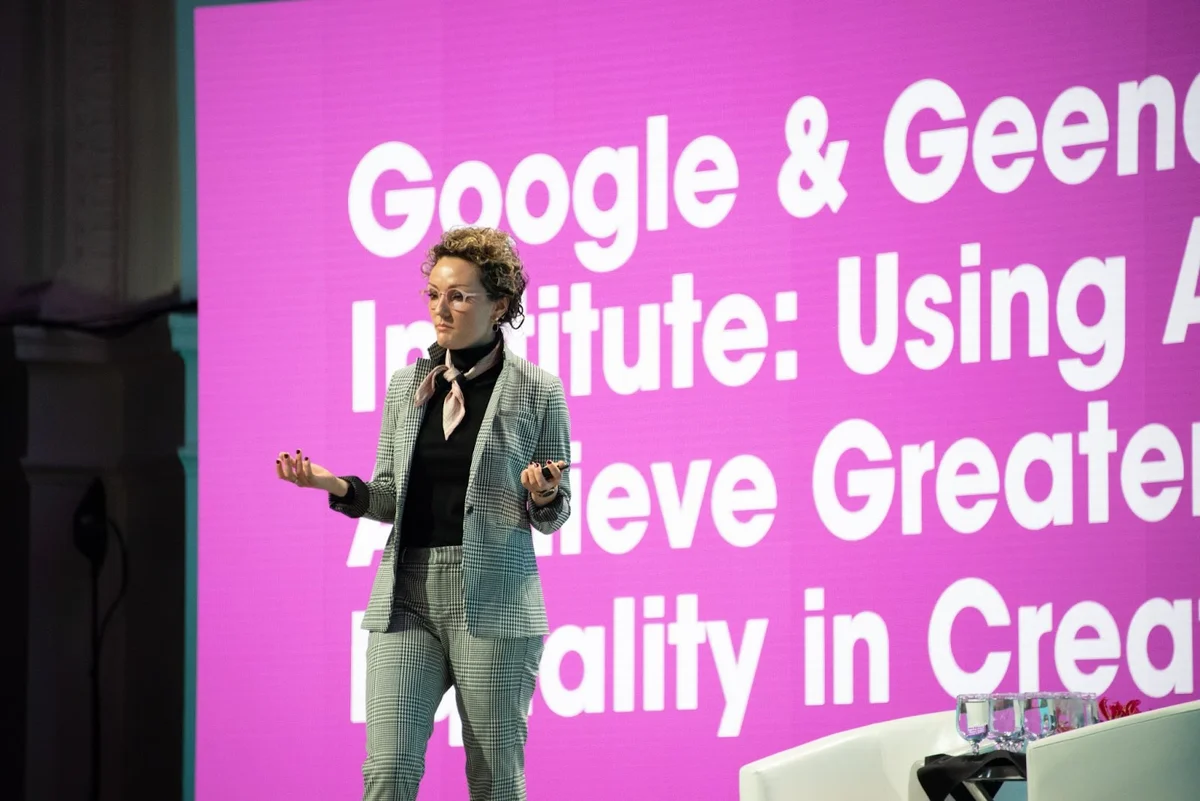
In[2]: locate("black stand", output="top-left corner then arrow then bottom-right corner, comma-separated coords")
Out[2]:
917,750 -> 1027,801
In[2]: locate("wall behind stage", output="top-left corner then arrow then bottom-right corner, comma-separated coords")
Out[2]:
191,1 -> 1200,798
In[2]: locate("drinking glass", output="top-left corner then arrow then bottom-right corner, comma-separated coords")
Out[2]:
987,694 -> 1024,751
1080,693 -> 1100,726
1048,692 -> 1085,735
956,694 -> 990,754
1019,693 -> 1054,744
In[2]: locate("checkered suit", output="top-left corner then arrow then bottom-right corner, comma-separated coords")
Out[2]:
330,340 -> 572,637
330,340 -> 570,801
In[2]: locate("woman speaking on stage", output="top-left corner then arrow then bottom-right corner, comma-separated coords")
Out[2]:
274,226 -> 571,801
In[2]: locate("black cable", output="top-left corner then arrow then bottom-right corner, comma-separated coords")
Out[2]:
88,518 -> 129,801
98,520 -> 129,647
89,561 -> 100,801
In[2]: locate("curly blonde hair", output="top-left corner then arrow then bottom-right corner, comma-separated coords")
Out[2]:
422,226 -> 528,328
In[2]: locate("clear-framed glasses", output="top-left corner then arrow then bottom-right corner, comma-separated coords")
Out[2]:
423,286 -> 483,312
956,694 -> 990,754
987,694 -> 1024,751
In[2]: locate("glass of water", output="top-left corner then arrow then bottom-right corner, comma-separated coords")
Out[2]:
956,694 -> 991,754
1048,692 -> 1085,734
1080,693 -> 1100,726
988,694 -> 1024,751
1020,693 -> 1054,744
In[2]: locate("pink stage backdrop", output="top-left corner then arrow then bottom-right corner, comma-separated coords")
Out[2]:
193,0 -> 1200,798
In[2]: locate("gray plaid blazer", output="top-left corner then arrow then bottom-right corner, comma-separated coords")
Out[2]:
330,340 -> 572,638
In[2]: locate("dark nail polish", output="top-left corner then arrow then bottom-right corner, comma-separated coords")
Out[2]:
276,459 -> 281,465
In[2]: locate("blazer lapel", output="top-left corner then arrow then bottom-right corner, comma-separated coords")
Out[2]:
394,355 -> 434,513
468,344 -> 514,486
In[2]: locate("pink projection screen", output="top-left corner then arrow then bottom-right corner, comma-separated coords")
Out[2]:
192,0 -> 1200,798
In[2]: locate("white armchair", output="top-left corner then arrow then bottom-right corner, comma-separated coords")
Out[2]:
738,710 -> 965,801
1025,699 -> 1200,801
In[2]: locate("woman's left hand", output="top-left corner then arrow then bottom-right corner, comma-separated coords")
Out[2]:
522,460 -> 566,506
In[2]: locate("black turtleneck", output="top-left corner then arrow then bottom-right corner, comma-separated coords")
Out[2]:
398,334 -> 504,549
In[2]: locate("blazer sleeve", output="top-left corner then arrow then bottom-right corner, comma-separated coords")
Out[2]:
328,369 -> 404,522
526,375 -> 572,534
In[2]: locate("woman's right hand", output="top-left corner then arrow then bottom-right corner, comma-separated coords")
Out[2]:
276,449 -> 342,494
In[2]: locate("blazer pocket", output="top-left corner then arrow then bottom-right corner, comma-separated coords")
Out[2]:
494,408 -> 538,433
496,406 -> 537,421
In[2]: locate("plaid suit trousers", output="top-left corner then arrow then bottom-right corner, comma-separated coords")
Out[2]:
364,547 -> 544,801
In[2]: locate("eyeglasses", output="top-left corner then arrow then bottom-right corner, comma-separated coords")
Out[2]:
422,287 -> 483,312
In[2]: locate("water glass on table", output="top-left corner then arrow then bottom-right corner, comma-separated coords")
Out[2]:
956,694 -> 990,754
988,694 -> 1024,751
1020,692 -> 1054,744
1080,693 -> 1100,726
1048,692 -> 1086,734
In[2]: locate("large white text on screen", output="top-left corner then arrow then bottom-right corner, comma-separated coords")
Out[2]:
346,582 -> 1199,746
351,215 -> 1200,410
348,74 -> 1200,267
351,246 -> 1131,407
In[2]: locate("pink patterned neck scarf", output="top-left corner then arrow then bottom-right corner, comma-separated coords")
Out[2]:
413,340 -> 503,439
